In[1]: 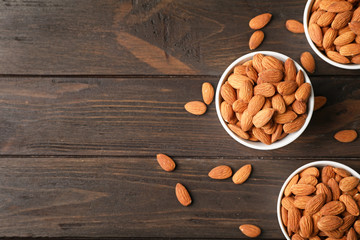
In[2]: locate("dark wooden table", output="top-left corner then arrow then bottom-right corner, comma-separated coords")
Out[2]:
0,0 -> 360,239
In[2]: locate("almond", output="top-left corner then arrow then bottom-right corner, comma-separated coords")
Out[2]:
316,183 -> 333,202
253,108 -> 275,128
286,19 -> 305,33
314,96 -> 327,111
291,184 -> 316,196
310,10 -> 326,24
312,0 -> 322,12
208,165 -> 233,179
334,168 -> 351,178
252,127 -> 271,145
324,229 -> 344,238
327,1 -> 353,13
232,164 -> 252,184
253,53 -> 265,73
284,58 -> 297,81
277,81 -> 298,95
317,215 -> 343,232
339,177 -> 359,192
320,0 -> 342,11
262,56 -> 285,71
339,43 -> 360,56
305,193 -> 326,215
282,196 -> 296,210
339,25 -> 352,35
301,167 -> 320,177
263,122 -> 277,135
288,206 -> 301,234
292,100 -> 307,115
283,115 -> 306,133
323,28 -> 338,49
234,64 -> 247,75
285,174 -> 300,197
327,50 -> 351,63
296,70 -> 305,87
312,211 -> 322,235
299,175 -> 318,186
328,178 -> 341,201
274,110 -> 297,124
339,215 -> 356,232
239,224 -> 261,238
246,65 -> 258,83
352,54 -> 360,64
221,83 -> 237,104
238,79 -> 254,103
228,123 -> 250,140
254,83 -> 276,97
258,69 -> 284,83
299,215 -> 313,238
317,12 -> 336,27
202,82 -> 214,105
249,13 -> 272,30
300,52 -> 316,73
335,174 -> 344,182
339,194 -> 360,216
232,99 -> 248,113
283,93 -> 296,106
292,233 -> 305,240
156,153 -> 176,172
249,30 -> 265,50
185,101 -> 207,115
175,183 -> 192,206
322,166 -> 336,185
248,95 -> 265,116
353,7 -> 360,22
221,101 -> 234,122
354,220 -> 360,234
332,11 -> 353,30
320,201 -> 346,215
281,206 -> 288,226
228,74 -> 254,89
241,109 -> 253,131
334,130 -> 358,142
295,83 -> 311,102
262,98 -> 272,109
347,227 -> 357,240
294,196 -> 313,209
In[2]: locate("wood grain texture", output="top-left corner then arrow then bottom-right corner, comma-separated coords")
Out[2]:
0,76 -> 358,157
1,157 -> 359,238
0,0 -> 359,75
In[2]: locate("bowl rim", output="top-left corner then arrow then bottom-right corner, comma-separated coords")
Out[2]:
276,160 -> 360,240
215,51 -> 314,150
303,0 -> 360,70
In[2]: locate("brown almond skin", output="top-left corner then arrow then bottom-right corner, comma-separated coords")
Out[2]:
175,183 -> 192,206
252,127 -> 271,145
296,70 -> 305,87
292,100 -> 307,115
304,193 -> 326,215
339,194 -> 360,216
228,124 -> 250,140
274,110 -> 297,124
249,13 -> 272,30
314,96 -> 327,111
184,101 -> 207,116
291,184 -> 316,196
232,164 -> 252,184
316,183 -> 333,202
254,83 -> 276,97
334,31 -> 356,46
319,200 -> 345,215
334,130 -> 358,143
300,52 -> 316,73
354,220 -> 360,234
284,58 -> 297,81
202,82 -> 214,105
317,215 -> 343,232
283,116 -> 306,133
249,30 -> 265,50
327,50 -> 351,63
285,174 -> 299,197
300,167 -> 320,177
272,94 -> 286,114
258,69 -> 284,83
328,178 -> 341,201
309,23 -> 324,47
347,227 -> 357,240
317,12 -> 336,27
253,108 -> 275,128
247,95 -> 265,116
262,56 -> 285,71
277,81 -> 298,95
299,215 -> 313,238
286,19 -> 305,33
322,28 -> 337,49
339,176 -> 360,192
208,165 -> 232,179
295,83 -> 311,102
156,153 -> 176,172
288,206 -> 301,234
339,215 -> 356,232
221,101 -> 234,122
221,83 -> 237,104
281,206 -> 288,227
239,224 -> 261,238
332,11 -> 353,30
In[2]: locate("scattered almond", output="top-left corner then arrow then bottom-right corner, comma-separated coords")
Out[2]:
208,165 -> 233,179
202,82 -> 214,105
185,101 -> 207,115
239,224 -> 261,238
334,130 -> 358,143
286,19 -> 305,33
156,153 -> 176,172
249,13 -> 272,29
249,30 -> 265,50
300,52 -> 316,73
175,183 -> 192,206
232,164 -> 252,184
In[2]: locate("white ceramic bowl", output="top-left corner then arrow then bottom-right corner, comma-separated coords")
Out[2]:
215,51 -> 314,150
304,0 -> 360,70
277,161 -> 360,240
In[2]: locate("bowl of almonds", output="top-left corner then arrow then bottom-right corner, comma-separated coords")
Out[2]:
304,0 -> 360,69
215,51 -> 314,150
277,161 -> 360,240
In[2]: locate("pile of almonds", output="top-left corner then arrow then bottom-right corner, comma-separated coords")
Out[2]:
281,165 -> 360,239
220,53 -> 312,145
308,0 -> 360,64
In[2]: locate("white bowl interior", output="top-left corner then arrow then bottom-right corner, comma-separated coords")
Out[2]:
277,161 -> 360,240
215,51 -> 314,150
303,0 -> 360,70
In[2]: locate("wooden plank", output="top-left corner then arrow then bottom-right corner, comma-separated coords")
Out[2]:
0,76 -> 358,157
0,0 -> 359,75
1,157 -> 358,238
